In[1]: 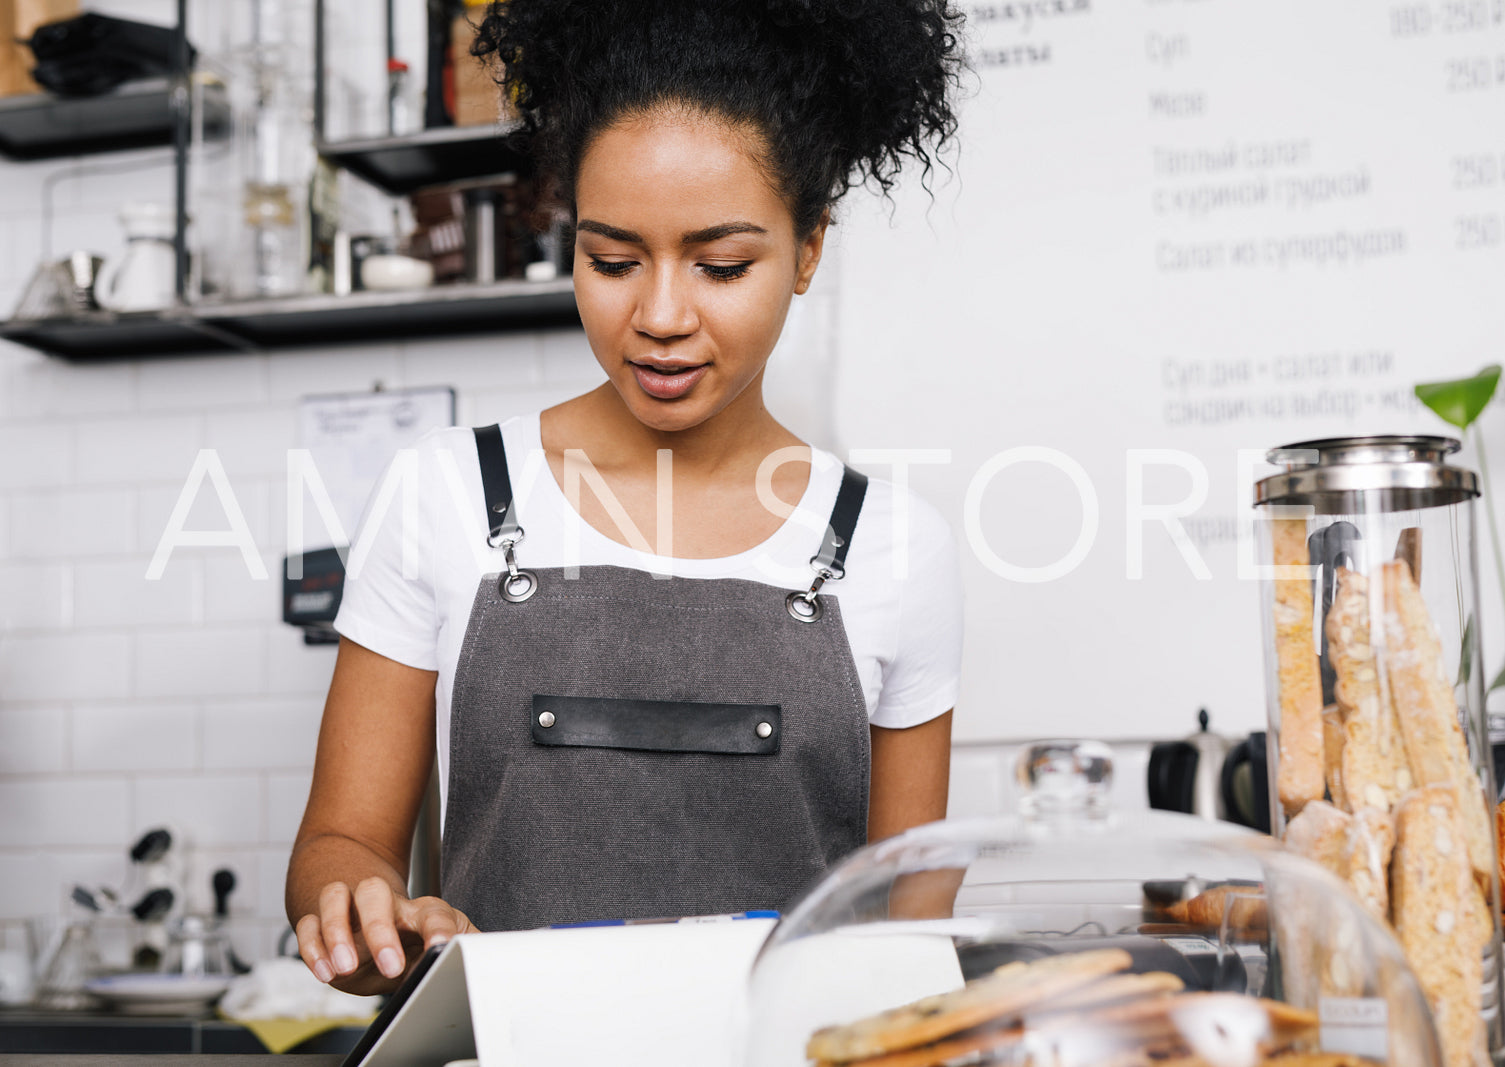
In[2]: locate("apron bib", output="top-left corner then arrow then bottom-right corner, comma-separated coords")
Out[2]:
441,425 -> 873,931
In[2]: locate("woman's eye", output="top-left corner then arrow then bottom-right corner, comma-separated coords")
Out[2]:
701,262 -> 752,282
587,258 -> 634,278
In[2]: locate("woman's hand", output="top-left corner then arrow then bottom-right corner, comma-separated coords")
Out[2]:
295,876 -> 474,996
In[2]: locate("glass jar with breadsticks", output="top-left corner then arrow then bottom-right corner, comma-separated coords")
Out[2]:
1254,435 -> 1501,1067
747,740 -> 1444,1067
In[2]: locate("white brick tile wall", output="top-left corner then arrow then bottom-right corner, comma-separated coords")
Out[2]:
48,362 -> 140,418
137,477 -> 273,558
1,359 -> 139,420
73,557 -> 202,628
138,354 -> 270,413
0,562 -> 71,630
202,699 -> 320,771
135,626 -> 266,700
71,703 -> 199,773
75,414 -> 205,486
266,346 -> 405,406
263,628 -> 338,697
203,407 -> 298,480
202,552 -> 280,624
538,327 -> 604,386
0,779 -> 132,848
133,774 -> 263,847
0,423 -> 73,490
0,707 -> 68,775
264,771 -> 314,846
0,633 -> 131,703
256,848 -> 292,922
399,332 -> 542,391
10,489 -> 138,559
0,853 -> 60,919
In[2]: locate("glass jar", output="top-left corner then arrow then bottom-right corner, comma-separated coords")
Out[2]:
1253,435 -> 1501,1067
747,741 -> 1441,1067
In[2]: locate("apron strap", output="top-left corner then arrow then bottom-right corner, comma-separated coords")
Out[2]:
474,424 -> 539,603
473,424 -> 520,545
813,465 -> 868,580
788,464 -> 868,624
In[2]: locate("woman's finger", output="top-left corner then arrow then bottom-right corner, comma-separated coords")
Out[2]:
294,912 -> 336,984
352,876 -> 407,980
317,881 -> 363,976
398,895 -> 473,951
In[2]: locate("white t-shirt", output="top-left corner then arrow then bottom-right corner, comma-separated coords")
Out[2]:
333,414 -> 964,810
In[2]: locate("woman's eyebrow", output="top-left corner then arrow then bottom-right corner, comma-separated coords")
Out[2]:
576,219 -> 642,242
680,222 -> 768,244
575,219 -> 769,245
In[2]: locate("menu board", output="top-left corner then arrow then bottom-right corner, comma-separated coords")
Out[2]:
828,0 -> 1505,742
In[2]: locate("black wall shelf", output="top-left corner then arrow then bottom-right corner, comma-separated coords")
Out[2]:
0,278 -> 579,361
0,77 -> 230,161
317,123 -> 529,196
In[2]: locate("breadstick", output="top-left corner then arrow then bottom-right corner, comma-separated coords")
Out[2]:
1381,560 -> 1492,888
1272,518 -> 1324,817
1325,567 -> 1411,812
1392,786 -> 1490,1067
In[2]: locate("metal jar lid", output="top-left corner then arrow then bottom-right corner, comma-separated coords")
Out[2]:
1253,435 -> 1478,515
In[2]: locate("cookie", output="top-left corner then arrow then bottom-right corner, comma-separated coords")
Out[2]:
805,948 -> 1133,1062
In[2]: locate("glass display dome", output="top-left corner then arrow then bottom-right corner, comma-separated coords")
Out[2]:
746,741 -> 1442,1067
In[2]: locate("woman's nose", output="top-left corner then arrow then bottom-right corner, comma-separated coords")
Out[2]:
631,265 -> 698,339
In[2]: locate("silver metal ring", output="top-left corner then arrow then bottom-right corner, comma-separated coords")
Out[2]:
487,524 -> 526,550
500,570 -> 539,603
785,591 -> 822,623
808,556 -> 843,580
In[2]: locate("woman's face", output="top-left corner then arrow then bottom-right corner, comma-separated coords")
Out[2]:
572,109 -> 825,435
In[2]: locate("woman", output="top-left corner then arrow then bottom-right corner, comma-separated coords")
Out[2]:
289,0 -> 966,995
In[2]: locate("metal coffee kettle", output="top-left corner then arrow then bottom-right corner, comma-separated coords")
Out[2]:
1146,709 -> 1235,822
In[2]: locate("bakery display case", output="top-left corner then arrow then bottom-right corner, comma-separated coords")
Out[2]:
1254,435 -> 1502,1067
746,741 -> 1441,1067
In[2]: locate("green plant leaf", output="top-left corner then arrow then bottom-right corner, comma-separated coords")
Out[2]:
1415,364 -> 1502,431
1490,661 -> 1505,693
1459,614 -> 1476,687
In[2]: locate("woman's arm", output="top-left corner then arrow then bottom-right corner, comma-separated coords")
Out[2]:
286,638 -> 472,995
867,709 -> 953,842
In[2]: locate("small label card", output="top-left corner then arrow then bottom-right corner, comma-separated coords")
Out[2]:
1319,996 -> 1388,1059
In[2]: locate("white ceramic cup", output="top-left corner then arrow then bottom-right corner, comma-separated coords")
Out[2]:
0,948 -> 34,1006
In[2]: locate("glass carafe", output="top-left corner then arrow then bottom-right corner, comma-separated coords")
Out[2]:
1253,435 -> 1501,1066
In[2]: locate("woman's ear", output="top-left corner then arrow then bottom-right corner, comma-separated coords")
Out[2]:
793,211 -> 830,295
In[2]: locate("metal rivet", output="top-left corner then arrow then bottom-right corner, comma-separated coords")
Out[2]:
538,711 -> 556,728
756,722 -> 772,739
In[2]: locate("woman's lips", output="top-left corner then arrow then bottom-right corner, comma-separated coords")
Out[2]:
631,362 -> 708,400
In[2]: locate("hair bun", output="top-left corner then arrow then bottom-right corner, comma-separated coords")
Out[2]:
473,0 -> 964,232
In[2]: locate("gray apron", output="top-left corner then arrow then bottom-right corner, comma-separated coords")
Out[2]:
440,424 -> 873,932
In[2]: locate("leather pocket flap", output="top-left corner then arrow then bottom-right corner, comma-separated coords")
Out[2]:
530,694 -> 781,755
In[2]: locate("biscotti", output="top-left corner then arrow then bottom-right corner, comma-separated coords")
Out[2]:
1273,517 -> 1325,817
1380,560 -> 1493,889
1325,567 -> 1412,812
1392,785 -> 1490,1067
1344,806 -> 1394,924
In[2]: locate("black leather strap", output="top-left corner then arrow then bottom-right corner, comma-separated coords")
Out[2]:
530,694 -> 781,755
473,424 -> 519,542
813,465 -> 868,577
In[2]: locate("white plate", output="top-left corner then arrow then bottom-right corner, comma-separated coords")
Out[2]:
84,973 -> 232,1014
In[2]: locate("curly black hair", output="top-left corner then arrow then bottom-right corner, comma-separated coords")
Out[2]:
472,0 -> 965,237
